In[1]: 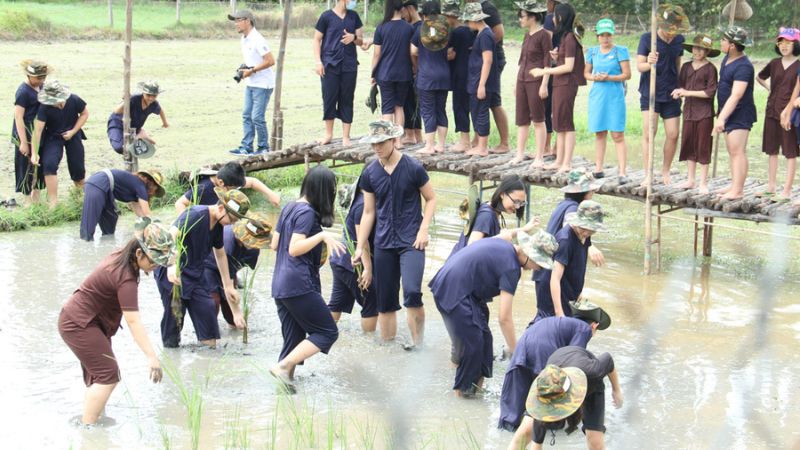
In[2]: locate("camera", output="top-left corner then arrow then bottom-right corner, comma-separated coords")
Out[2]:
233,64 -> 254,83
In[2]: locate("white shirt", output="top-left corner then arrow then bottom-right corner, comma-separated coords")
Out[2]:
240,28 -> 275,89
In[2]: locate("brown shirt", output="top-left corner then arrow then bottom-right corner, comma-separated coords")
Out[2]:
758,58 -> 800,119
552,32 -> 585,88
61,251 -> 139,337
517,28 -> 552,83
679,61 -> 718,121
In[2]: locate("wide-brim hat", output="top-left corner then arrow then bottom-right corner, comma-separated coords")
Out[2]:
137,80 -> 164,96
515,0 -> 547,14
517,229 -> 558,270
682,34 -> 721,57
560,168 -> 604,193
365,84 -> 380,114
565,200 -> 607,232
526,364 -> 588,422
234,212 -> 273,249
128,138 -> 156,159
458,184 -> 481,234
569,299 -> 611,330
421,16 -> 451,51
441,0 -> 461,17
38,80 -> 70,105
133,217 -> 176,267
460,3 -> 490,22
214,187 -> 251,219
137,169 -> 166,198
196,167 -> 219,177
657,4 -> 690,33
20,60 -> 51,78
721,25 -> 753,47
360,120 -> 404,144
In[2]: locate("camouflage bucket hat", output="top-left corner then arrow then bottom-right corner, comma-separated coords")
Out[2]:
560,167 -> 604,194
565,200 -> 607,232
137,169 -> 166,198
441,0 -> 461,17
515,0 -> 547,13
234,211 -> 273,250
683,34 -> 721,57
133,217 -> 176,267
569,298 -> 611,330
128,138 -> 156,159
20,60 -> 51,78
37,80 -> 70,106
137,80 -> 164,96
458,184 -> 481,234
657,4 -> 690,34
722,25 -> 753,47
214,187 -> 251,219
517,230 -> 558,270
460,2 -> 489,22
421,16 -> 451,51
360,120 -> 404,144
338,176 -> 360,210
526,364 -> 588,422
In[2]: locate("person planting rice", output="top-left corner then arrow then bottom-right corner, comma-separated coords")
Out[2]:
80,169 -> 166,241
12,59 -> 48,202
442,0 -> 474,153
269,166 -> 345,393
462,2 -> 500,157
498,300 -> 611,431
175,161 -> 280,212
353,120 -> 436,347
155,189 -> 251,348
106,80 -> 169,154
58,218 -> 175,425
429,230 -> 558,397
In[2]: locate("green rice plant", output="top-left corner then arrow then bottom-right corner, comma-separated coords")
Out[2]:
170,175 -> 202,329
325,400 -> 336,450
159,426 -> 171,450
458,422 -> 481,450
240,261 -> 261,344
276,395 -> 317,449
338,208 -> 363,281
352,415 -> 378,450
161,354 -> 210,450
10,123 -> 43,194
223,404 -> 250,450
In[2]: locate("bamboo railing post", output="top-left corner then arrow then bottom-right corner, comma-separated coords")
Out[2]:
122,0 -> 137,173
270,0 -> 292,151
108,0 -> 113,28
643,0 -> 658,274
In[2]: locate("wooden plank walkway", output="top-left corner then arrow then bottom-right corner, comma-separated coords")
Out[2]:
222,138 -> 800,225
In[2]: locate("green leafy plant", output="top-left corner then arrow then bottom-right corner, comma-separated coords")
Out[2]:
240,262 -> 261,344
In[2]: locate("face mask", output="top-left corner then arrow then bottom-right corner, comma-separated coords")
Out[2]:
346,0 -> 357,10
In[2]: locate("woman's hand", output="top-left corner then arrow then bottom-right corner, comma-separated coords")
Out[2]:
323,232 -> 347,257
477,85 -> 486,100
538,84 -> 548,99
549,48 -> 558,61
647,51 -> 658,65
358,265 -> 372,290
167,265 -> 181,285
413,228 -> 430,250
530,68 -> 546,78
315,62 -> 325,77
713,117 -> 726,134
224,285 -> 241,306
18,142 -> 30,157
148,357 -> 163,383
522,217 -> 540,233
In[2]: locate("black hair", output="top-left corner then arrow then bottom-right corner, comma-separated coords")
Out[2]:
541,409 -> 582,433
553,3 -> 576,44
490,175 -> 527,211
774,40 -> 800,56
383,0 -> 405,24
217,161 -> 246,187
518,10 -> 546,25
301,165 -> 337,227
112,238 -> 142,282
564,191 -> 591,202
734,43 -> 745,52
420,0 -> 440,17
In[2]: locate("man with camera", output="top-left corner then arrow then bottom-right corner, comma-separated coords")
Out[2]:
229,9 -> 276,156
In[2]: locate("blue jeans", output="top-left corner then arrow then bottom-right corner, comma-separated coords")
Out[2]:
241,86 -> 272,150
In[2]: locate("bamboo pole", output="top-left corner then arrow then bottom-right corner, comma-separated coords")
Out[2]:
108,0 -> 113,28
122,0 -> 137,173
643,0 -> 658,274
364,0 -> 369,26
270,0 -> 292,151
176,0 -> 181,23
230,0 -> 237,15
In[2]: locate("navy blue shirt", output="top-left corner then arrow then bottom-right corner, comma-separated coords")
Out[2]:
480,0 -> 505,65
359,155 -> 430,249
412,27 -> 451,91
547,346 -> 615,394
533,198 -> 579,282
129,94 -> 161,130
637,32 -> 685,103
718,55 -> 757,128
85,169 -> 149,202
373,19 -> 414,82
204,225 -> 260,293
36,94 -> 87,141
271,201 -> 324,299
173,206 -> 225,298
535,225 -> 590,317
468,27 -> 500,94
508,316 -> 592,374
543,14 -> 559,48
450,202 -> 500,256
12,83 -> 39,139
430,238 -> 521,313
329,193 -> 375,271
315,9 -> 363,73
183,177 -> 218,207
448,25 -> 475,91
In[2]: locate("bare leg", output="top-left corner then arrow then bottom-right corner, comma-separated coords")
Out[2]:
559,131 -> 576,172
378,311 -> 397,341
491,105 -> 510,150
319,120 -> 334,144
782,157 -> 797,197
200,338 -> 216,348
435,126 -> 447,152
544,132 -> 554,156
406,306 -> 425,346
611,131 -> 627,176
594,131 -> 608,173
767,154 -> 778,193
640,110 -> 659,186
507,415 -> 535,450
514,124 -> 530,163
466,136 -> 489,156
418,132 -> 436,154
342,123 -> 352,146
394,107 -> 405,149
721,129 -> 749,199
698,163 -> 710,193
678,160 -> 697,189
82,382 -> 118,425
586,430 -> 606,450
361,316 -> 378,333
331,311 -> 342,322
45,174 -> 58,206
545,132 -> 564,169
452,132 -> 470,152
271,340 -> 322,382
661,117 -> 680,185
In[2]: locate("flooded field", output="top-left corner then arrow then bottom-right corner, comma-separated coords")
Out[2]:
1,200 -> 798,449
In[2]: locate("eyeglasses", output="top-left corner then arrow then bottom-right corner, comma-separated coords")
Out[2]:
507,196 -> 527,208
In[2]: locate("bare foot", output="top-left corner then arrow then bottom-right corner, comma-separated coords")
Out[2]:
698,185 -> 709,194
317,135 -> 332,145
401,138 -> 417,145
466,148 -> 488,156
676,180 -> 695,189
557,165 -> 571,173
269,364 -> 296,394
640,176 -> 652,187
661,172 -> 672,185
720,192 -> 743,200
342,138 -> 352,146
416,147 -> 436,155
434,145 -> 446,153
544,162 -> 560,170
529,158 -> 544,169
451,142 -> 468,153
489,145 -> 510,154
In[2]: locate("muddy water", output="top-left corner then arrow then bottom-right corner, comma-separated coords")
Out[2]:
1,205 -> 798,449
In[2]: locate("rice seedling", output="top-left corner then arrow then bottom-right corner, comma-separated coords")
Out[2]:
278,396 -> 317,449
170,175 -> 202,329
240,262 -> 261,344
458,421 -> 482,450
337,208 -> 363,281
223,404 -> 250,450
352,415 -> 378,450
159,426 -> 172,450
161,353 -> 210,450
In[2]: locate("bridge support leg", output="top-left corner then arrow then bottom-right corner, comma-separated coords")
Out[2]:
702,218 -> 714,257
656,205 -> 662,273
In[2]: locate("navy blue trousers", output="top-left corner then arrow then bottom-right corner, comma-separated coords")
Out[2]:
155,268 -> 221,348
404,84 -> 421,130
470,95 -> 491,137
451,89 -> 471,133
41,137 -> 85,181
378,81 -> 410,115
107,113 -> 124,154
418,89 -> 449,133
437,298 -> 493,392
373,246 -> 425,313
80,182 -> 118,241
321,68 -> 357,123
275,291 -> 339,360
328,264 -> 378,318
498,366 -> 537,431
